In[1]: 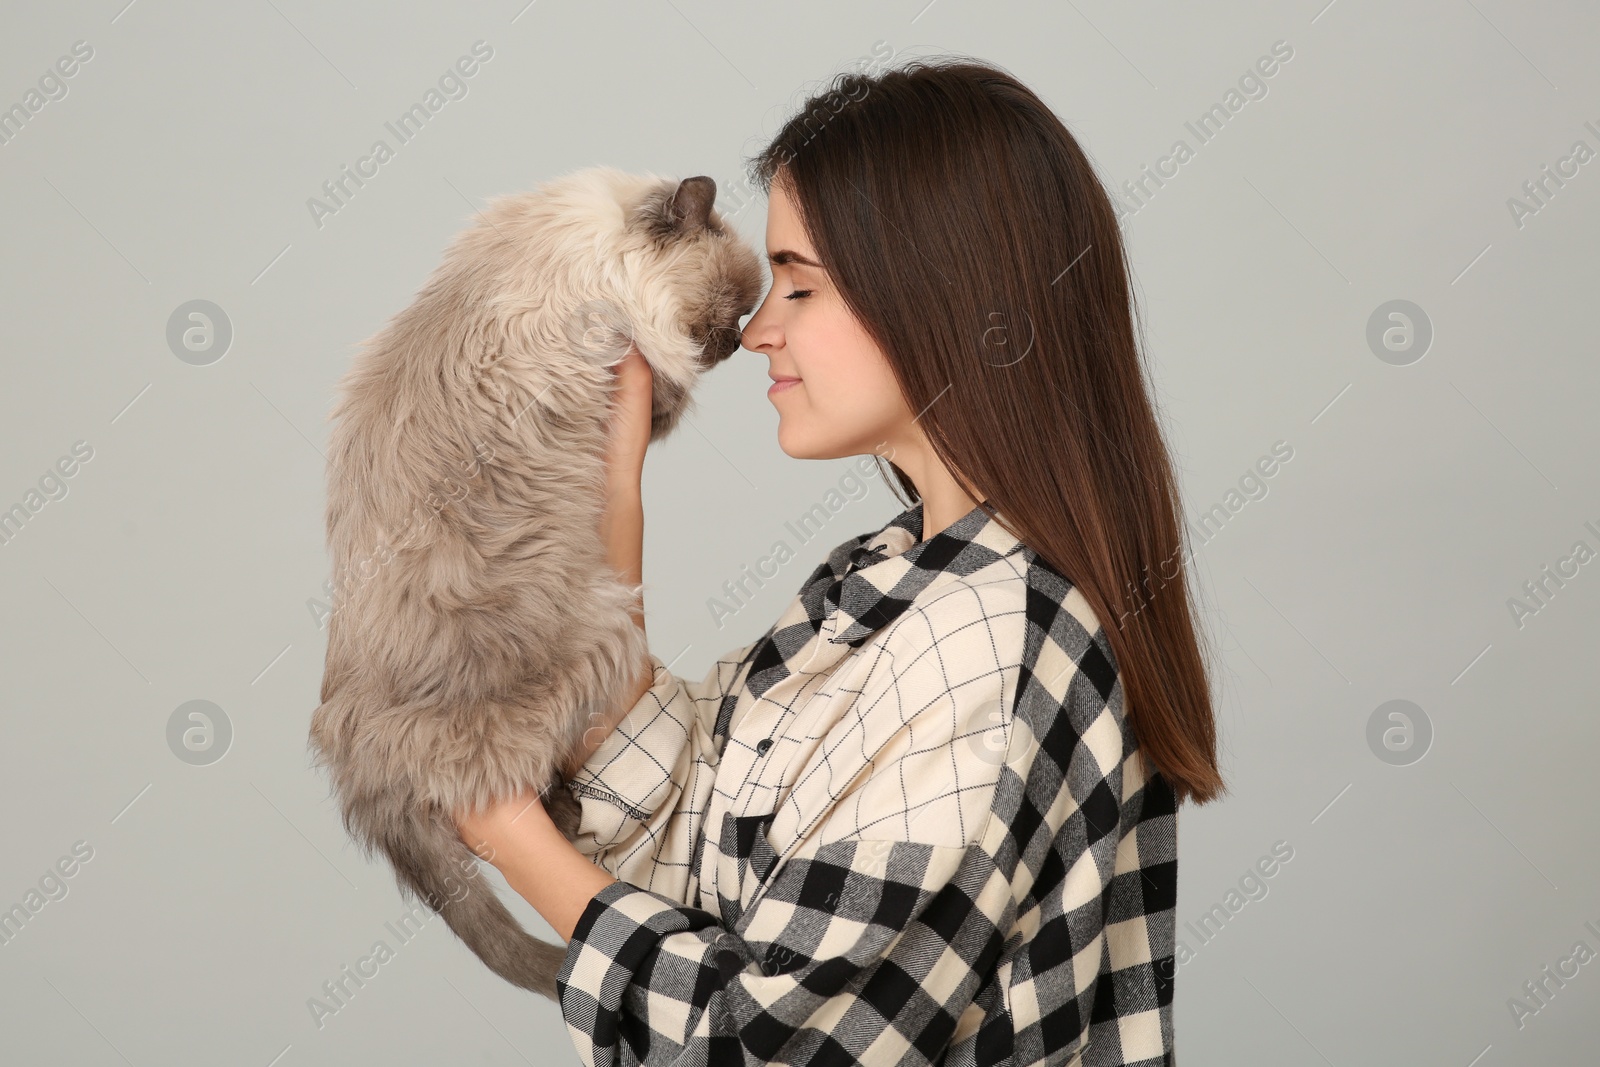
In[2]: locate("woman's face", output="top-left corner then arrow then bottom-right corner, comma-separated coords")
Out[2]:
739,178 -> 910,461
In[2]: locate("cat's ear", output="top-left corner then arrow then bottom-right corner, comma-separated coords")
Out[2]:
666,176 -> 717,234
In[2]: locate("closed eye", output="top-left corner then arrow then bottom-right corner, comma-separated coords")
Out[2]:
784,290 -> 813,301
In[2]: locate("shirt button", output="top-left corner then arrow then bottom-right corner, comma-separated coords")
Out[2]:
755,738 -> 773,756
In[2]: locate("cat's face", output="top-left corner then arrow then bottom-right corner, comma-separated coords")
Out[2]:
458,167 -> 765,440
600,175 -> 762,438
629,176 -> 764,371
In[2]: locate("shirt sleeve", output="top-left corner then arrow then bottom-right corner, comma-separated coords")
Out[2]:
563,638 -> 763,902
556,580 -> 1176,1067
957,593 -> 1178,1067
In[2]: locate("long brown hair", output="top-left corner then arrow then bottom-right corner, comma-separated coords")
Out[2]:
748,56 -> 1225,805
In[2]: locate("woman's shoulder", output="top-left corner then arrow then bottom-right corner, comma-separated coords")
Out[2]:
878,542 -> 1108,668
877,546 -> 1033,656
877,543 -> 1136,784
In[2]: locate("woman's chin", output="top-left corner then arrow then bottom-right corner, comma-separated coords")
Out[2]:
777,430 -> 853,462
776,423 -> 815,460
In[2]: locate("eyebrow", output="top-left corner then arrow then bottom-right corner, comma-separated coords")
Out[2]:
768,249 -> 825,269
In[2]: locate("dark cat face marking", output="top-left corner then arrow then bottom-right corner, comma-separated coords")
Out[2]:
634,176 -> 765,369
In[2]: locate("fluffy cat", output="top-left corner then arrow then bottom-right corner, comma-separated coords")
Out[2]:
309,167 -> 763,999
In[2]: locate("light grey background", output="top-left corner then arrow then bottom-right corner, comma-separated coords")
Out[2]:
2,1 -> 1596,1064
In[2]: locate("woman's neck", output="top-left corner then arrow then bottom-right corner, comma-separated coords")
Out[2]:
885,434 -> 980,541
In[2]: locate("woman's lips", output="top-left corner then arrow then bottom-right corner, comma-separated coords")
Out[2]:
767,377 -> 801,396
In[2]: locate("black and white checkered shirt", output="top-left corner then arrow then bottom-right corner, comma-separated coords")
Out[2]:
558,499 -> 1178,1066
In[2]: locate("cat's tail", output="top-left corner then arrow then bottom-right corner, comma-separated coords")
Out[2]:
387,804 -> 570,1001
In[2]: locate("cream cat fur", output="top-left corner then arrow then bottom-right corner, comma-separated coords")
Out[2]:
309,167 -> 762,999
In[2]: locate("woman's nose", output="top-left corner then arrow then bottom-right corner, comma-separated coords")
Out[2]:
740,306 -> 778,354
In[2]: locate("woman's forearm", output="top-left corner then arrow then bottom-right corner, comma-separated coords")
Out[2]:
601,484 -> 645,633
565,485 -> 653,781
504,817 -> 614,942
599,344 -> 652,625
461,793 -> 615,942
566,347 -> 656,781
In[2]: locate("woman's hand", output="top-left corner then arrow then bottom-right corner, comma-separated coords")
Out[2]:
453,788 -> 616,942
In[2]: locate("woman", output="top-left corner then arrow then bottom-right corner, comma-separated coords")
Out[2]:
457,57 -> 1224,1066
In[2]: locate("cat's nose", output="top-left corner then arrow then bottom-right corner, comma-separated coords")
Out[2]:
714,328 -> 740,361
696,324 -> 743,366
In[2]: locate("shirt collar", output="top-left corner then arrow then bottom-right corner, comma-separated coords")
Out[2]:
821,498 -> 1028,646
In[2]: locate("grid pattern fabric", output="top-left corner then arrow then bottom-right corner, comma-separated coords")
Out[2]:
558,500 -> 1179,1066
